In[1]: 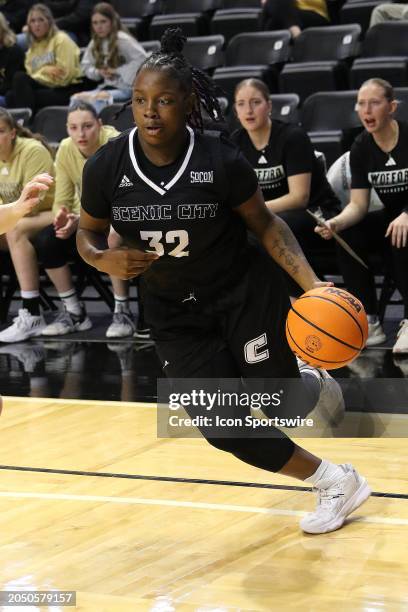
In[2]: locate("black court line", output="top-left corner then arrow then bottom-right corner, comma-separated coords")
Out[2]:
0,464 -> 407,500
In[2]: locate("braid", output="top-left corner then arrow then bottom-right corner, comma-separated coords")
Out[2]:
136,27 -> 224,132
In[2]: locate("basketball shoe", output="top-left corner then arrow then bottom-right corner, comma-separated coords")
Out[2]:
106,312 -> 135,338
366,320 -> 387,347
393,319 -> 408,354
42,305 -> 92,336
297,358 -> 345,426
300,464 -> 371,534
0,309 -> 45,343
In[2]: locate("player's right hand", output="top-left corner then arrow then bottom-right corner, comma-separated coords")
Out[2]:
314,218 -> 337,240
16,173 -> 53,217
97,247 -> 159,279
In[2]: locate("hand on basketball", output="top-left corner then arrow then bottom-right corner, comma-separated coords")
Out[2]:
385,211 -> 408,248
97,247 -> 159,280
314,218 -> 337,240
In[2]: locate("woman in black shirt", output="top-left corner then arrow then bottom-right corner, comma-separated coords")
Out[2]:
317,78 -> 408,354
231,78 -> 340,293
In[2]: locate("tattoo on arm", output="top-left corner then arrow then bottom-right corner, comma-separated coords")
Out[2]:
269,221 -> 309,277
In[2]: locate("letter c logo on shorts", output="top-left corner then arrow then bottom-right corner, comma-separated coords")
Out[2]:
244,333 -> 269,364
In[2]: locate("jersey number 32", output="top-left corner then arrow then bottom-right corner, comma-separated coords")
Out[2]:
140,230 -> 189,258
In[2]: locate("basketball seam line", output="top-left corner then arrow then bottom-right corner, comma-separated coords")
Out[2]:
290,305 -> 362,351
298,294 -> 366,341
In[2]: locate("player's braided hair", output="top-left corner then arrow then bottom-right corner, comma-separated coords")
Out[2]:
116,27 -> 224,131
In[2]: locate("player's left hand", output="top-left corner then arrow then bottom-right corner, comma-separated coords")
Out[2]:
385,212 -> 408,248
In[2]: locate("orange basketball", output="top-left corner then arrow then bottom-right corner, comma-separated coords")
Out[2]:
286,287 -> 368,369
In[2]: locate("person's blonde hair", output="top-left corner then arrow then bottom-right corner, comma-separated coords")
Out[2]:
26,3 -> 58,46
0,12 -> 17,47
360,78 -> 395,103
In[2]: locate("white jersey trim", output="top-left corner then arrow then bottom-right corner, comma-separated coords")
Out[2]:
128,126 -> 195,196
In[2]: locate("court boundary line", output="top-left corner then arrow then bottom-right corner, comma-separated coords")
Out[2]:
0,490 -> 406,526
0,464 -> 407,500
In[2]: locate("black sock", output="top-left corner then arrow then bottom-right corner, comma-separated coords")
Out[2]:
22,297 -> 41,316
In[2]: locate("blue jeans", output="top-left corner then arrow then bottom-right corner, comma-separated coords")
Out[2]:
70,87 -> 132,114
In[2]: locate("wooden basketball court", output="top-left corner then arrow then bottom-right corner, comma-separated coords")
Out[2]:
0,396 -> 407,610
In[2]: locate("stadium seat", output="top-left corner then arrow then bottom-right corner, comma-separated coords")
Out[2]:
280,61 -> 350,103
99,104 -> 134,131
32,106 -> 69,147
164,0 -> 221,13
280,25 -> 361,102
340,1 -> 384,34
140,40 -> 160,55
301,90 -> 362,166
112,0 -> 163,40
210,9 -> 262,43
213,66 -> 278,106
350,22 -> 408,88
216,30 -> 291,105
291,24 -> 361,62
8,108 -> 32,126
351,58 -> 408,88
183,35 -> 225,73
149,13 -> 209,39
394,87 -> 408,122
270,93 -> 300,123
225,30 -> 291,67
222,0 -> 260,7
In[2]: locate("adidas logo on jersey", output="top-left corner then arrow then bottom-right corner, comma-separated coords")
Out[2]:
257,155 -> 268,164
119,174 -> 133,188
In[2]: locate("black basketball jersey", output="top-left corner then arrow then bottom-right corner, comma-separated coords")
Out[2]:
351,120 -> 408,219
81,127 -> 259,301
231,120 -> 339,213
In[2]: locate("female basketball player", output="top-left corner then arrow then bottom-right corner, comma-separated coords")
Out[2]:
316,78 -> 408,354
77,28 -> 370,534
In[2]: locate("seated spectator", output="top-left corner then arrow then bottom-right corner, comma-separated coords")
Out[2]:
33,100 -> 137,338
260,0 -> 330,38
369,2 -> 408,28
71,3 -> 146,114
6,3 -> 90,114
231,78 -> 340,294
0,13 -> 25,106
316,78 -> 408,353
0,173 -> 52,234
0,107 -> 55,343
43,0 -> 98,46
0,0 -> 34,34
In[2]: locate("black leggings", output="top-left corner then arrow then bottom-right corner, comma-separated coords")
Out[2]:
335,209 -> 408,318
260,0 -> 329,30
146,250 -> 321,473
33,224 -> 77,268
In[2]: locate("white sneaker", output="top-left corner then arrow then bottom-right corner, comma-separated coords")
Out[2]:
106,312 -> 135,338
0,309 -> 45,343
366,321 -> 387,347
300,464 -> 371,534
393,319 -> 408,354
297,358 -> 345,426
0,342 -> 45,373
42,306 -> 92,336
